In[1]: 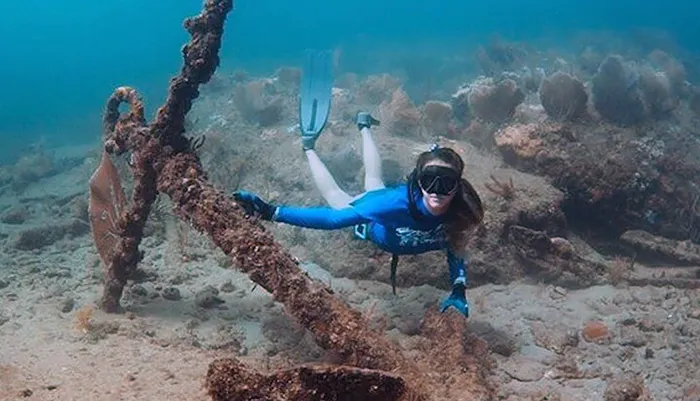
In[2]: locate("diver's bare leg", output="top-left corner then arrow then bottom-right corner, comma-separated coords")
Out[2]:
304,149 -> 353,209
357,112 -> 385,191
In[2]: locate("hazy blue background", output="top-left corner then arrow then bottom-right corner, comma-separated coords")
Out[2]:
1,0 -> 698,162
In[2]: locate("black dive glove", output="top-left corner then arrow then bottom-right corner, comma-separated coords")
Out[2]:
232,191 -> 277,221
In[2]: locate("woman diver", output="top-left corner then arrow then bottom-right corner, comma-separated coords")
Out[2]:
233,112 -> 484,317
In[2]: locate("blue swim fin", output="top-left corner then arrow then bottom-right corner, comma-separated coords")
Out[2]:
299,50 -> 333,150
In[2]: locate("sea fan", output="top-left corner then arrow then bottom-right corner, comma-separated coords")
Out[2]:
88,151 -> 126,267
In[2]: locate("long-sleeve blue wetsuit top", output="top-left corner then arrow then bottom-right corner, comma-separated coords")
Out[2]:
273,184 -> 467,286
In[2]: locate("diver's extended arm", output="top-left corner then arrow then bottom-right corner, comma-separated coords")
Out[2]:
232,190 -> 368,229
273,205 -> 368,229
440,249 -> 470,317
446,249 -> 467,286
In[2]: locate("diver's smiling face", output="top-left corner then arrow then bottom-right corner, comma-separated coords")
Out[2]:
424,190 -> 455,209
418,160 -> 459,215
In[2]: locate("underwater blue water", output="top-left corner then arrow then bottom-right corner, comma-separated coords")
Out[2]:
0,0 -> 697,162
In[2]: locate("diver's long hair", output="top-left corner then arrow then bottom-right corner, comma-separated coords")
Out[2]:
408,147 -> 484,256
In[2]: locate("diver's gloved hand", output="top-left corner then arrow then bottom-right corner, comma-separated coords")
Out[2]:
356,112 -> 380,130
232,191 -> 277,221
440,283 -> 470,318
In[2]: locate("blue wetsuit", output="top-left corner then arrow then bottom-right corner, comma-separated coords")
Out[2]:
273,184 -> 467,287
